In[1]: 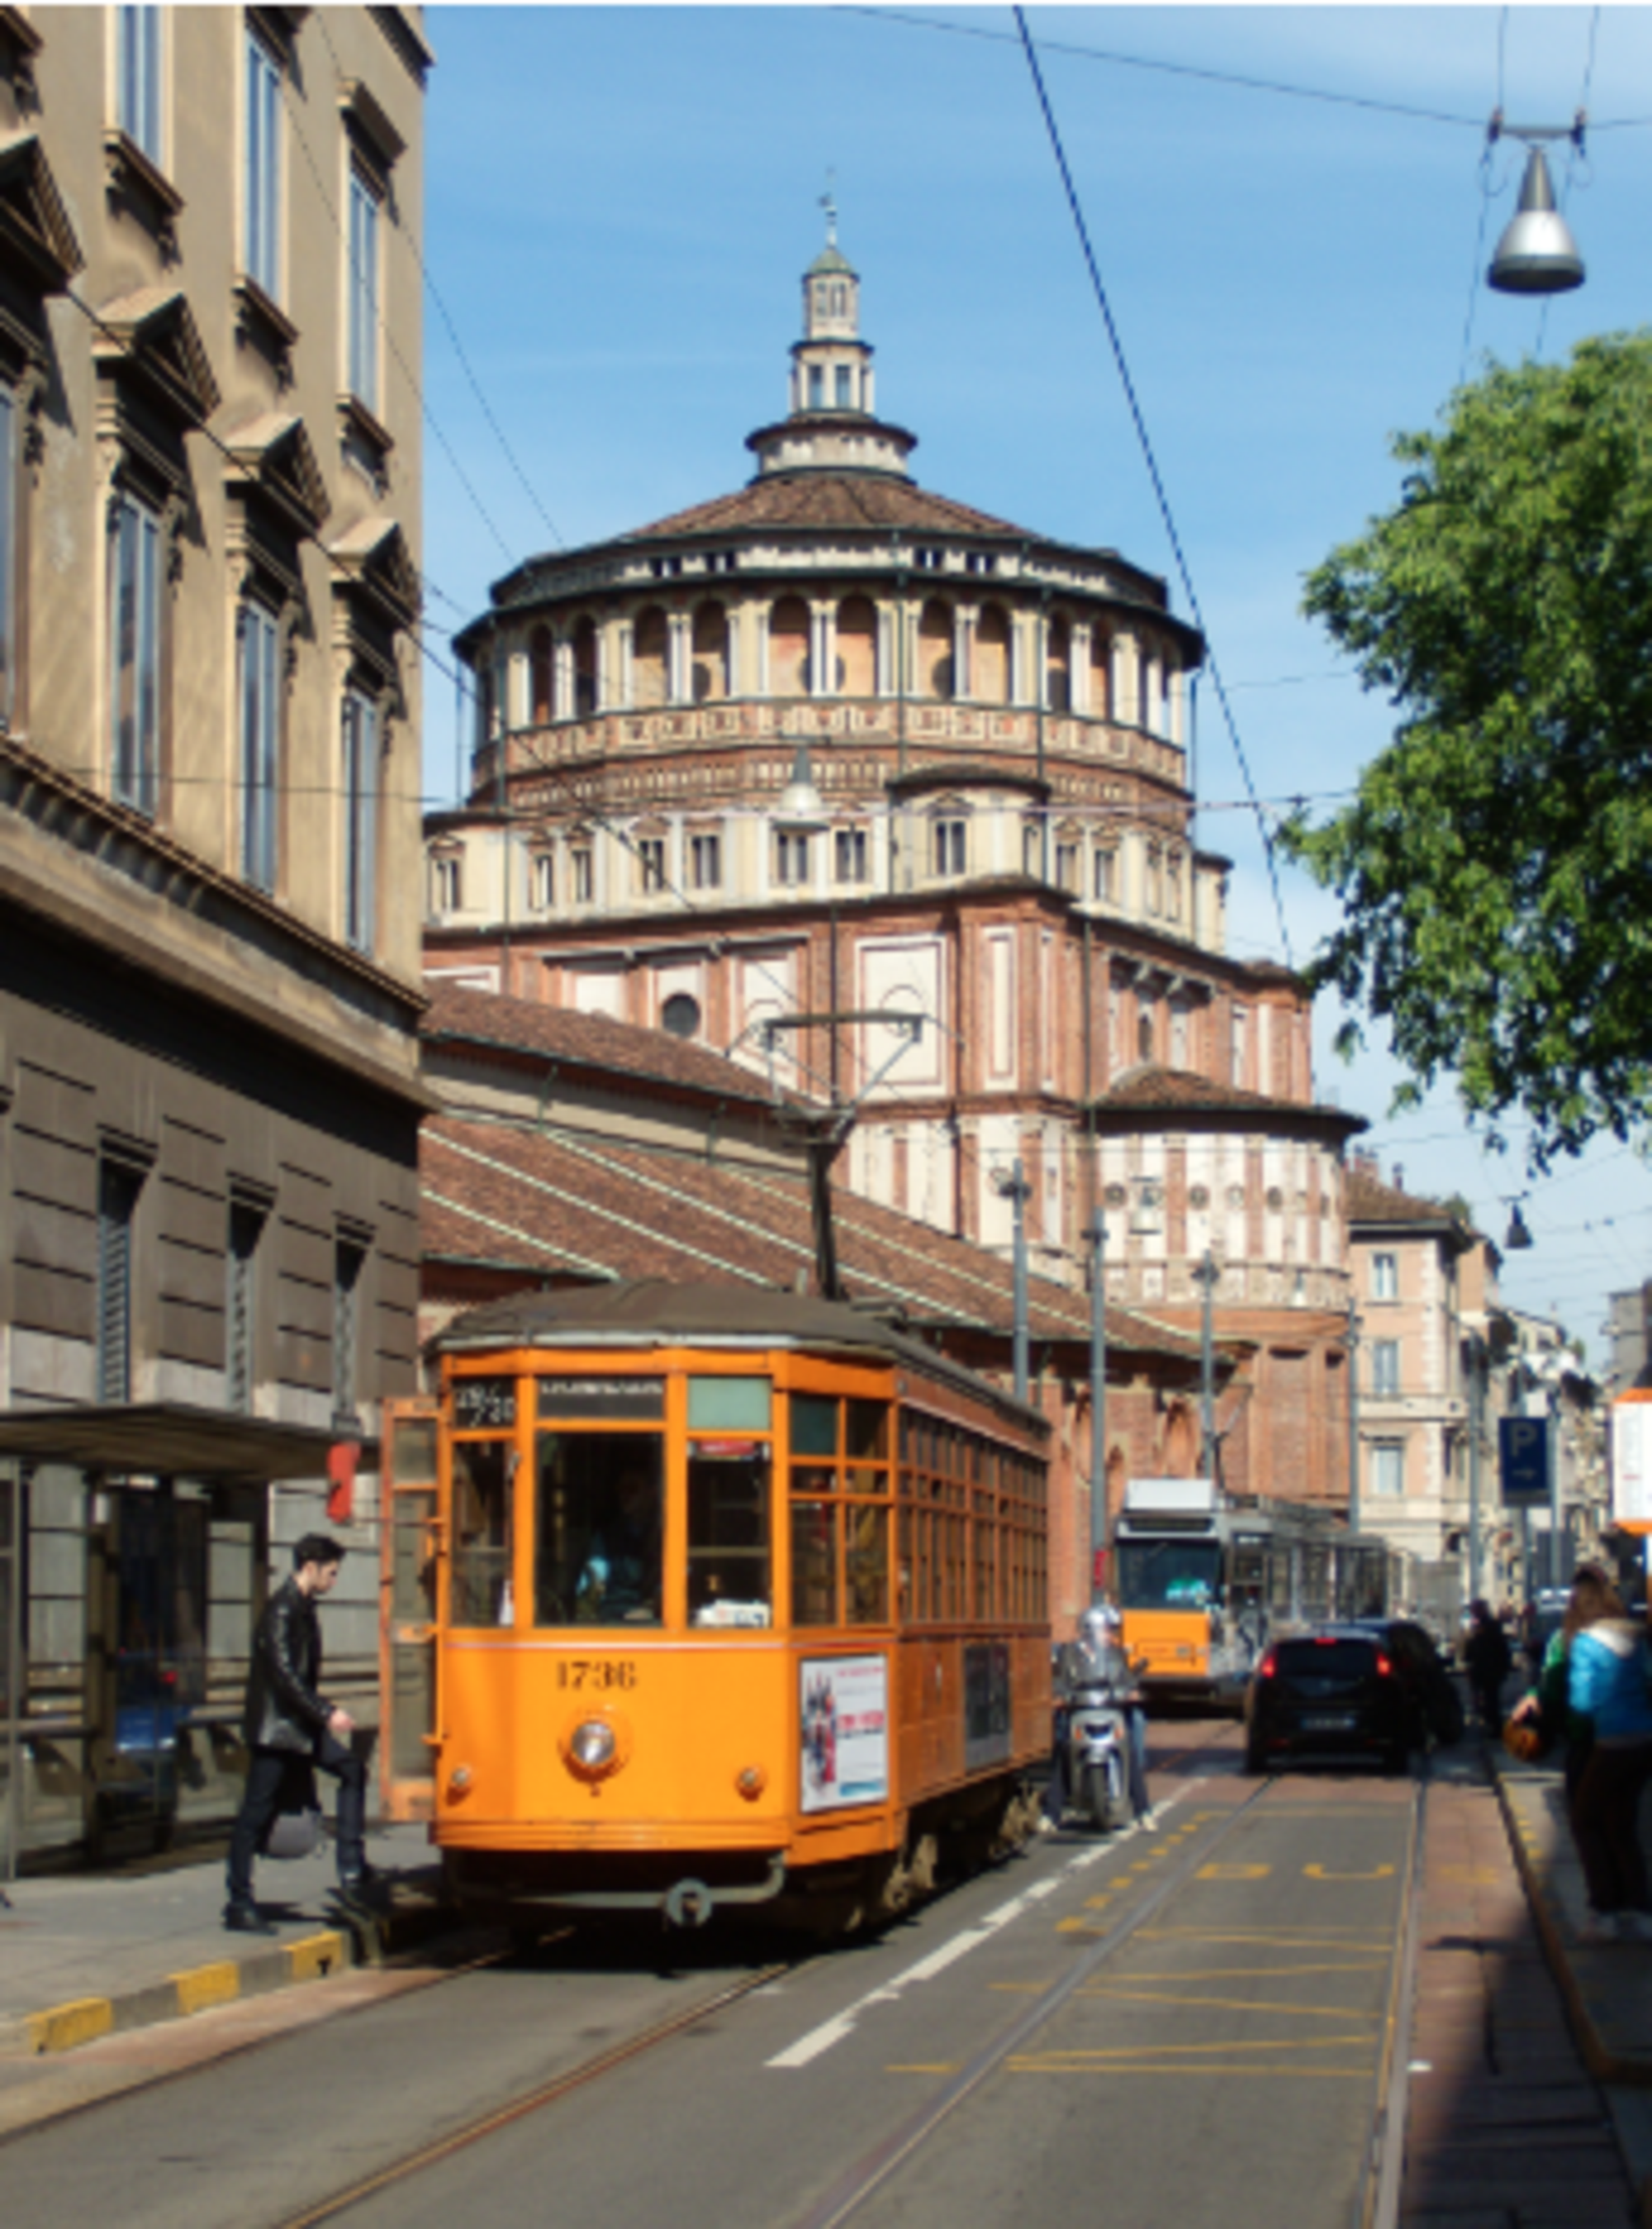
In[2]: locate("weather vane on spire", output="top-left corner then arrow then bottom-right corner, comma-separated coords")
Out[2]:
820,169 -> 838,247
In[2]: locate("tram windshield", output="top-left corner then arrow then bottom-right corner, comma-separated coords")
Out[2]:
1117,1538 -> 1222,1612
535,1433 -> 665,1627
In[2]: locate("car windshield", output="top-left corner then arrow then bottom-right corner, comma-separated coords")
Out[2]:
1117,1539 -> 1221,1610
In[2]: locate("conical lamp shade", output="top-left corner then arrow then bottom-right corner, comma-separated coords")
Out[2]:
1488,148 -> 1584,294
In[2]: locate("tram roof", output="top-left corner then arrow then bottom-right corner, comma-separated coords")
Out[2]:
430,1280 -> 1052,1438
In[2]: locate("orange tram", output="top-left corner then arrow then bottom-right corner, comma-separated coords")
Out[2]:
380,1283 -> 1052,1932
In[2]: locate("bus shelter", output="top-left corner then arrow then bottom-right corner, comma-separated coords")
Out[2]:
0,1405 -> 375,1875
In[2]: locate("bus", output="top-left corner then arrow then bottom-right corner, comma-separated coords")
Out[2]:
1115,1478 -> 1403,1712
379,1281 -> 1052,1933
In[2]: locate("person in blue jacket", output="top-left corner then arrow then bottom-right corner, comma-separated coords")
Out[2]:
1564,1568 -> 1652,1944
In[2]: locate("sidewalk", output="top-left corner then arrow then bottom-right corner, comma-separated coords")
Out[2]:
1403,1754 -> 1647,2229
0,1821 -> 452,2064
1490,1748 -> 1652,2089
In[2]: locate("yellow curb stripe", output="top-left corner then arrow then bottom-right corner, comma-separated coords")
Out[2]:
286,1932 -> 348,1984
171,1961 -> 242,2018
26,1998 -> 115,2056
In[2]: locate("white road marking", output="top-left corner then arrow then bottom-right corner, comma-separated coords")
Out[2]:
766,1787 -> 1191,2070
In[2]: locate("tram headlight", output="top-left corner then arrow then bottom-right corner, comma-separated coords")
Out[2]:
570,1718 -> 618,1773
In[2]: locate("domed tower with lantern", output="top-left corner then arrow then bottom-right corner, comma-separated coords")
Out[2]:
428,212 -> 1365,1513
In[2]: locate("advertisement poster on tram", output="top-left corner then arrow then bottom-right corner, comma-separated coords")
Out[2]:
799,1654 -> 888,1812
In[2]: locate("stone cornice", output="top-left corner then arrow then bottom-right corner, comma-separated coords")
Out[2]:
0,733 -> 428,1104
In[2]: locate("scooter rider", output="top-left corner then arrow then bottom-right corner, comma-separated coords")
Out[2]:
1097,1604 -> 1154,1827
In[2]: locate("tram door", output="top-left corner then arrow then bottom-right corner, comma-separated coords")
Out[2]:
379,1398 -> 440,1822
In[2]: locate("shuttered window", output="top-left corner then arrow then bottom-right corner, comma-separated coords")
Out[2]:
97,1162 -> 143,1403
226,1203 -> 263,1414
110,491 -> 162,816
333,1241 -> 365,1427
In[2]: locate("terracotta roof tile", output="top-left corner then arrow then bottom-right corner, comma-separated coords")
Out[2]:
421,1114 -> 1202,1362
422,981 -> 811,1111
626,473 -> 1030,543
1094,1066 -> 1365,1130
1345,1165 -> 1469,1230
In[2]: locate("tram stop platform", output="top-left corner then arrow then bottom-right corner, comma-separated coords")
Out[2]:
1490,1749 -> 1652,2091
0,1823 -> 454,2131
1488,1747 -> 1652,2227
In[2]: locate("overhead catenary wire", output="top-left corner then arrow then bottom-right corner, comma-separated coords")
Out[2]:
306,8 -> 567,555
273,46 -> 519,569
1013,7 -> 1294,970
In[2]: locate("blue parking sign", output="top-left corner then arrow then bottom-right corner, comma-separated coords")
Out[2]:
1499,1416 -> 1550,1504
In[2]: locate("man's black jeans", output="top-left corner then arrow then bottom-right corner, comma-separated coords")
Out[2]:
226,1732 -> 366,1905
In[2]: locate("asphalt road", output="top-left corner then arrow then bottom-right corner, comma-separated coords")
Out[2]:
0,1725 -> 1422,2229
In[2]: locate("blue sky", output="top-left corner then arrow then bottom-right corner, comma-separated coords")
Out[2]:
418,5 -> 1652,1362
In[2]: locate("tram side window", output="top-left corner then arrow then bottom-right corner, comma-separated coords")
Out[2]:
792,1499 -> 838,1625
452,1442 -> 514,1627
688,1451 -> 771,1626
536,1433 -> 664,1627
845,1503 -> 888,1624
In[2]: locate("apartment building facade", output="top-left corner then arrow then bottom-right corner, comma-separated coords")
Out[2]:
0,6 -> 428,1865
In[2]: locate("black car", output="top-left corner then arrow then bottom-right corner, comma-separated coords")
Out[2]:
1243,1626 -> 1415,1775
1345,1617 -> 1465,1748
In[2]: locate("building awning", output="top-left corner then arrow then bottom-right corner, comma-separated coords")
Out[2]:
0,1404 -> 378,1483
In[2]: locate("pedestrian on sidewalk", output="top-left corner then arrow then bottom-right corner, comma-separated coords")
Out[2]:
1510,1560 -> 1610,1807
224,1534 -> 373,1934
1464,1599 -> 1512,1736
1562,1568 -> 1652,1945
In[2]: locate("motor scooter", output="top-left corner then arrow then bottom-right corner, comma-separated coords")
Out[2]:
1064,1666 -> 1130,1832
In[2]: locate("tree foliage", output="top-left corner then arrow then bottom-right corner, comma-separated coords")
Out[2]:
1285,334 -> 1652,1167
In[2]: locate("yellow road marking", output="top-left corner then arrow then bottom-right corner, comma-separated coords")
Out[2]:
1078,1986 -> 1383,2019
887,2063 -> 960,2074
1196,1862 -> 1272,1880
1010,2064 -> 1372,2079
1118,1962 -> 1386,1981
1138,1928 -> 1389,1948
988,1981 -> 1048,1993
1015,2036 -> 1374,2059
1303,1862 -> 1395,1882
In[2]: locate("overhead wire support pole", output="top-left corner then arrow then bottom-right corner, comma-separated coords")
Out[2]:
1089,1204 -> 1107,1601
1012,6 -> 1293,969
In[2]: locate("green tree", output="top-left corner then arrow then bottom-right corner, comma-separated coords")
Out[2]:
1286,334 -> 1652,1167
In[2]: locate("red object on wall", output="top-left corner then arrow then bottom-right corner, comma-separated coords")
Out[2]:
326,1439 -> 359,1523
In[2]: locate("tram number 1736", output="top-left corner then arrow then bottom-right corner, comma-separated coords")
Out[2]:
555,1660 -> 638,1691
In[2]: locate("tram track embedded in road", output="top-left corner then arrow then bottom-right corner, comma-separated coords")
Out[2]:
784,1770 -> 1426,2229
265,1954 -> 802,2229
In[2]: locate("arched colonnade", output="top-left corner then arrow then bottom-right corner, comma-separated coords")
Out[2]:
489,591 -> 1188,742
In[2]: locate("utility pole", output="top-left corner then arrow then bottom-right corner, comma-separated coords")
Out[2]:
1089,1205 -> 1108,1602
996,1159 -> 1032,1404
1346,1296 -> 1361,1533
1466,1329 -> 1483,1603
1193,1249 -> 1220,1480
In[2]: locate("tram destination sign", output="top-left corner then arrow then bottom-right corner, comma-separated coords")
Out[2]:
538,1376 -> 666,1421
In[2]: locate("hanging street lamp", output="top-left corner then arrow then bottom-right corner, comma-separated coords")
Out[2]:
1487,114 -> 1588,296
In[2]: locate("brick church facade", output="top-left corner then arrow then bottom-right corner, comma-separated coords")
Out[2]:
422,214 -> 1365,1516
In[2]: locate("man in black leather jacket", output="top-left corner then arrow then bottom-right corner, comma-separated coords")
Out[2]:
224,1533 -> 372,1932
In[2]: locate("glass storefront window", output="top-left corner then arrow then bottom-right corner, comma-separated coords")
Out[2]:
536,1433 -> 664,1627
451,1441 -> 513,1627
